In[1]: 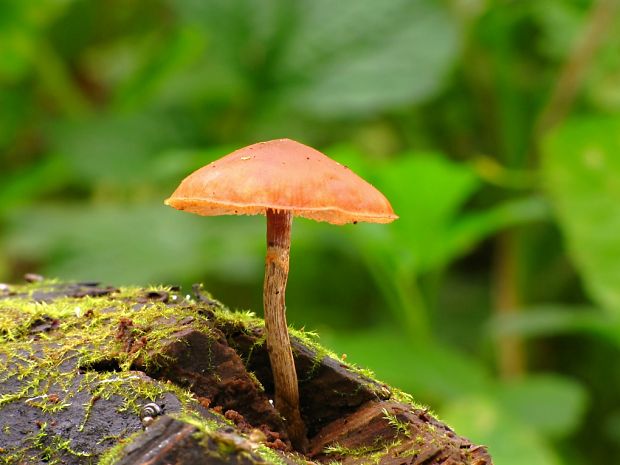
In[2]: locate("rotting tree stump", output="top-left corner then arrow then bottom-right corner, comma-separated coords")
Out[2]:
0,279 -> 492,465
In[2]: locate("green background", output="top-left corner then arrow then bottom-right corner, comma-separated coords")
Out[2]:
2,1 -> 620,463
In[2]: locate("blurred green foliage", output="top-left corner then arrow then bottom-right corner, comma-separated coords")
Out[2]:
2,1 -> 620,464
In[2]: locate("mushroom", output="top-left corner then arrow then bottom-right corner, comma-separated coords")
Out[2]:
164,139 -> 397,450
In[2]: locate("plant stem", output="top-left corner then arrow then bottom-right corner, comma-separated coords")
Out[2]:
264,209 -> 307,450
360,248 -> 431,343
494,231 -> 525,379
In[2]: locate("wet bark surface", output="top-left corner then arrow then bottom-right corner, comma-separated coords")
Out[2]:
113,415 -> 290,465
0,280 -> 492,465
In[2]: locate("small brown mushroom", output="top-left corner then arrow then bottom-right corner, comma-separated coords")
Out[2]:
165,138 -> 397,450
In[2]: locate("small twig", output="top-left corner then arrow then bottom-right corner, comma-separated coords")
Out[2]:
535,0 -> 619,136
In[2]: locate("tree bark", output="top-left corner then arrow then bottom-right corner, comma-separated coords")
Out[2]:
0,280 -> 492,465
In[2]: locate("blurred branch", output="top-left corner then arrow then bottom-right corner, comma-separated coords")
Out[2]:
489,304 -> 620,348
535,0 -> 620,136
494,231 -> 526,379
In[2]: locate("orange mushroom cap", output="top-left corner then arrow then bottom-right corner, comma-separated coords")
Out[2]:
164,139 -> 398,225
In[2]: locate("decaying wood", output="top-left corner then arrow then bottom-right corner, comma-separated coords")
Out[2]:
114,415 -> 294,465
0,280 -> 493,465
310,401 -> 490,465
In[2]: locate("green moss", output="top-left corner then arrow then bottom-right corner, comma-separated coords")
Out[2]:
323,439 -> 403,465
0,451 -> 25,465
28,422 -> 48,449
323,443 -> 381,457
381,408 -> 411,438
394,446 -> 418,459
390,387 -> 431,415
175,411 -> 309,465
176,411 -> 233,434
0,281 -> 237,464
1,283 -> 211,400
257,442 -> 310,465
49,435 -> 94,459
96,430 -> 143,465
212,307 -> 262,329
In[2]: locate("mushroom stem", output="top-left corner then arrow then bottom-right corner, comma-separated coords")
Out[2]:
264,208 -> 307,450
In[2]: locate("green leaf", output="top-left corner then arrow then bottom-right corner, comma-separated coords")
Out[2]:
52,112 -> 188,185
323,150 -> 549,340
5,204 -> 265,285
112,26 -> 209,110
276,0 -> 459,116
446,196 -> 549,262
495,375 -> 588,438
542,116 -> 620,315
379,153 -> 479,272
530,0 -> 585,60
442,396 -> 562,465
0,0 -> 75,80
322,327 -> 493,404
334,151 -> 546,273
337,152 -> 480,273
172,0 -> 459,118
489,305 -> 620,346
0,156 -> 70,214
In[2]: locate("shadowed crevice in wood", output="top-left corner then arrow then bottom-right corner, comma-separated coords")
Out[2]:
222,324 -> 391,437
136,327 -> 288,439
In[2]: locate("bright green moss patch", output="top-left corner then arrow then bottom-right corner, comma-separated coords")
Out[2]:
0,284 -> 211,411
323,439 -> 404,465
96,429 -> 144,465
0,281 -> 234,464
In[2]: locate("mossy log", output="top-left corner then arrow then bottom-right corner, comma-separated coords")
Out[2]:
0,279 -> 492,465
